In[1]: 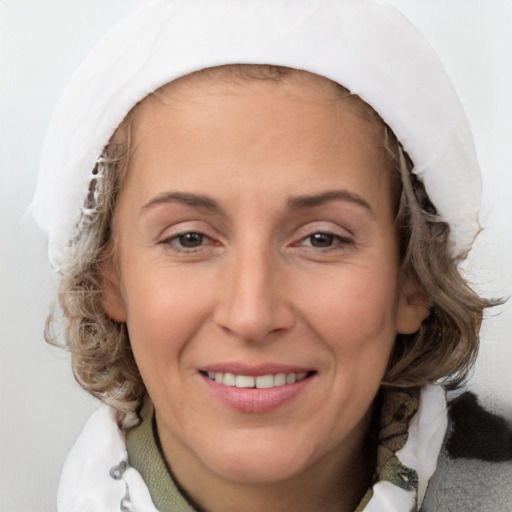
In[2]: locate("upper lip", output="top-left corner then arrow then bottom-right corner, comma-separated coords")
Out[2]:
199,362 -> 315,377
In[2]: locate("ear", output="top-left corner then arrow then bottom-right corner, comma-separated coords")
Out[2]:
101,257 -> 128,323
395,279 -> 431,335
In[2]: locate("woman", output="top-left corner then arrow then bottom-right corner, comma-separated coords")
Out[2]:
31,1 -> 511,511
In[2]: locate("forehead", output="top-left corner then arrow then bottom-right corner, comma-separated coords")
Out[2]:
119,68 -> 395,215
132,67 -> 383,143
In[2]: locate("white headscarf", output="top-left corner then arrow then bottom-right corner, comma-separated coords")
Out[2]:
30,0 -> 481,271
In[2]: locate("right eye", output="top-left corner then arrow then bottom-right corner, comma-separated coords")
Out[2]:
159,231 -> 211,252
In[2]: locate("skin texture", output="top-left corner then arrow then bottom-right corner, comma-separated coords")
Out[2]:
103,72 -> 428,512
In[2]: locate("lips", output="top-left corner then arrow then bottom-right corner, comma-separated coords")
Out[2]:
199,365 -> 316,413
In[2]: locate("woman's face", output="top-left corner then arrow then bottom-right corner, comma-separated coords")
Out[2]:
104,72 -> 425,488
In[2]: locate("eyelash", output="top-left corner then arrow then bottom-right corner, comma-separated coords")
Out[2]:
159,230 -> 353,254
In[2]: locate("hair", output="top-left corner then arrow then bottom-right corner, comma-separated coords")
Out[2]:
45,65 -> 496,418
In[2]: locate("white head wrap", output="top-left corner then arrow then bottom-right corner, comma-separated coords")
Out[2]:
30,0 -> 482,271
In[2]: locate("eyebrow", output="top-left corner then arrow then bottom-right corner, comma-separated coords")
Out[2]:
142,191 -> 223,213
287,190 -> 374,216
141,189 -> 373,217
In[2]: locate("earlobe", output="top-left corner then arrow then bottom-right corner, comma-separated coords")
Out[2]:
396,283 -> 432,335
101,258 -> 128,323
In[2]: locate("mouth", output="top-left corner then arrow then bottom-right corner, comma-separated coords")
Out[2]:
198,368 -> 317,413
200,370 -> 315,389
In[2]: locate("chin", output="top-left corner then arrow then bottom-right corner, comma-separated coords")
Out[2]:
195,433 -> 316,484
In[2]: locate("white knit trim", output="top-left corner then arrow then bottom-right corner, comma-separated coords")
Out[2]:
57,405 -> 158,512
363,384 -> 447,511
364,481 -> 416,512
396,384 -> 448,505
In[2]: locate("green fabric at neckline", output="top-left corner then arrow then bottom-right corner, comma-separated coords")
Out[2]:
126,398 -> 198,512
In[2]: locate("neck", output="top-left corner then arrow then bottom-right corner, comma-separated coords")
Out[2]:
156,411 -> 378,512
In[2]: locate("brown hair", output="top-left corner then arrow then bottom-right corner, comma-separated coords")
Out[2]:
45,65 -> 495,417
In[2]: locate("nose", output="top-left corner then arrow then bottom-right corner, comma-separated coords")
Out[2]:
213,244 -> 295,343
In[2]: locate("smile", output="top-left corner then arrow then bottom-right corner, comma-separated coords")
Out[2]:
200,368 -> 316,413
205,371 -> 310,388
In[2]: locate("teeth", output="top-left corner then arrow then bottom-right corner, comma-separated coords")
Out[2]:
274,373 -> 286,386
235,375 -> 255,388
286,373 -> 296,384
223,372 -> 236,386
206,371 -> 310,388
256,375 -> 274,389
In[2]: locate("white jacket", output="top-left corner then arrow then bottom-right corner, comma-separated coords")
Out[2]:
58,385 -> 451,512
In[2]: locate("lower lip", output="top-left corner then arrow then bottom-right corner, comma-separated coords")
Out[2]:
201,374 -> 314,413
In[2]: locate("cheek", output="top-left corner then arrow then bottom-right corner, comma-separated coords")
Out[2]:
120,264 -> 213,361
292,262 -> 400,407
296,263 -> 400,348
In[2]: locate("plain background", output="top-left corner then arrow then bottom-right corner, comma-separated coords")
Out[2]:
1,1 -> 511,510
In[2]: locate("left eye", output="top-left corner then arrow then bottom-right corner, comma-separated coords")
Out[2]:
300,232 -> 350,248
308,233 -> 336,247
176,232 -> 206,248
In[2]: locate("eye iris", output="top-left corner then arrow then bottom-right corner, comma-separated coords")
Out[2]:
310,233 -> 334,247
178,232 -> 204,248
